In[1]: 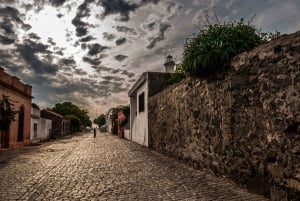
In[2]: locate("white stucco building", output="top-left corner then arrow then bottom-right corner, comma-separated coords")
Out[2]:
30,107 -> 52,142
128,72 -> 171,146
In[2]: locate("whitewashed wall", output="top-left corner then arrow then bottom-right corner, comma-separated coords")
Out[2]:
131,81 -> 148,147
30,108 -> 52,142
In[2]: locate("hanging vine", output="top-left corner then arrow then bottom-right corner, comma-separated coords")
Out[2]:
0,95 -> 17,130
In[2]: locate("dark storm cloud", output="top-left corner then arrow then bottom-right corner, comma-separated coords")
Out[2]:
75,27 -> 88,37
28,33 -> 41,40
115,25 -> 137,35
115,37 -> 127,46
110,68 -> 135,78
100,0 -> 139,21
49,0 -> 67,7
92,65 -> 112,73
114,54 -> 128,61
0,6 -> 31,38
0,35 -> 14,44
0,6 -> 23,24
0,0 -> 16,4
47,37 -> 56,46
74,68 -> 87,75
72,0 -> 93,37
59,58 -> 76,66
103,32 -> 116,41
79,35 -> 95,42
122,71 -> 135,78
57,13 -> 63,18
146,22 -> 171,49
32,0 -> 67,8
145,21 -> 156,31
18,39 -> 58,74
0,20 -> 14,35
0,49 -> 21,73
140,0 -> 161,5
82,56 -> 102,66
87,43 -> 110,56
55,50 -> 64,56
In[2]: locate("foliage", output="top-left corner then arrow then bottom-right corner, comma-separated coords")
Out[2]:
0,95 -> 17,130
65,114 -> 81,131
120,105 -> 130,117
31,102 -> 40,110
168,63 -> 187,85
93,114 -> 106,127
181,18 -> 280,78
51,102 -> 92,126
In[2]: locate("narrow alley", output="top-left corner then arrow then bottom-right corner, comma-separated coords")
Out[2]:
0,133 -> 267,201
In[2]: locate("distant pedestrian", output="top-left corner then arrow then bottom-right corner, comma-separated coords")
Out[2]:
93,128 -> 96,138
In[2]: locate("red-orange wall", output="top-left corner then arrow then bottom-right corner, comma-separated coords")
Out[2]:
0,67 -> 32,149
117,112 -> 126,138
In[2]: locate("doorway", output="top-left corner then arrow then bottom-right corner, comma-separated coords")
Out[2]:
17,106 -> 24,142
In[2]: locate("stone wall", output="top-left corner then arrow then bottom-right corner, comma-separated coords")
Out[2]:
148,31 -> 300,200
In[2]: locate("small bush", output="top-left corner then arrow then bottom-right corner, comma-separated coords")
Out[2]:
168,63 -> 186,85
182,19 -> 280,77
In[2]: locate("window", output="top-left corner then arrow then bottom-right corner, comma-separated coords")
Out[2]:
138,92 -> 145,112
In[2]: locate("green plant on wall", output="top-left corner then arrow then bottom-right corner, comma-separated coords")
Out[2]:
168,63 -> 187,85
181,18 -> 280,78
0,95 -> 17,130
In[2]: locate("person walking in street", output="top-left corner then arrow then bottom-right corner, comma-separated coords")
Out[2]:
93,128 -> 96,138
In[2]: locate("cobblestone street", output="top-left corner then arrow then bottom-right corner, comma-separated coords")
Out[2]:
0,132 -> 267,201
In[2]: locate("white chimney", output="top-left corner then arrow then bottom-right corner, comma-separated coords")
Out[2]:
164,55 -> 175,73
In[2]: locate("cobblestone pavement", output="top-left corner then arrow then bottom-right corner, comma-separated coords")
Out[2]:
0,132 -> 267,201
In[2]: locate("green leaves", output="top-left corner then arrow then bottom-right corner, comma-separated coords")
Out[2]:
93,114 -> 106,127
51,102 -> 92,127
181,19 -> 280,78
0,95 -> 17,130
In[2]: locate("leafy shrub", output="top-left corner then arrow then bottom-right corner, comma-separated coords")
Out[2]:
0,95 -> 17,130
168,63 -> 186,85
182,19 -> 280,77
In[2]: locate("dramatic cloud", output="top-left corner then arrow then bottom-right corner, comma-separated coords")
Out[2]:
71,0 -> 92,37
82,56 -> 101,66
0,6 -> 31,40
0,35 -> 14,45
18,39 -> 58,74
87,43 -> 110,56
115,25 -> 137,35
0,0 -> 298,117
79,35 -> 95,42
146,22 -> 172,49
28,33 -> 41,40
115,37 -> 127,46
59,58 -> 76,67
47,37 -> 56,46
114,54 -> 128,61
140,0 -> 161,5
103,32 -> 116,41
32,0 -> 68,7
100,0 -> 139,21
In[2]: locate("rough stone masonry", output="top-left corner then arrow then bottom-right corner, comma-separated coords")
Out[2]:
148,31 -> 300,200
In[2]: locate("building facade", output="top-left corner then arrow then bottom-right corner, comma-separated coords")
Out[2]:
30,107 -> 52,142
106,108 -> 120,135
40,110 -> 70,138
0,67 -> 32,149
128,72 -> 171,146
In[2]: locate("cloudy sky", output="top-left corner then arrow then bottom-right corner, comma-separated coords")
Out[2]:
0,0 -> 299,119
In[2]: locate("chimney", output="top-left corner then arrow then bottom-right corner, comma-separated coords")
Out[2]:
164,55 -> 175,73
